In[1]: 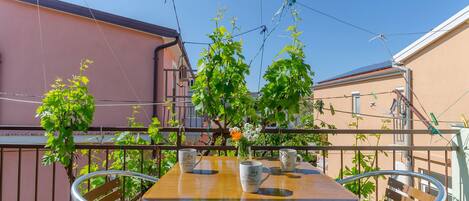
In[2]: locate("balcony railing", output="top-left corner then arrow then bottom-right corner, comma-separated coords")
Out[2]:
0,126 -> 459,201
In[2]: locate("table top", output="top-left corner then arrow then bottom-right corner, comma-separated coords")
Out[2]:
143,156 -> 358,201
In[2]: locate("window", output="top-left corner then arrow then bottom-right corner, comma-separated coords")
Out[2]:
352,92 -> 360,115
393,87 -> 406,144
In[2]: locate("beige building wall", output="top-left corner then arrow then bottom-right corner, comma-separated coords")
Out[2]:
315,74 -> 405,131
315,75 -> 407,199
402,22 -> 469,144
313,19 -> 469,200
314,19 -> 469,201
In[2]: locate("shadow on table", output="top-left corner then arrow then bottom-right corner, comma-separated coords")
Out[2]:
189,169 -> 219,175
256,188 -> 293,197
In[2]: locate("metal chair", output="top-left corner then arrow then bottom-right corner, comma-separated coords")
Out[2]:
336,170 -> 446,201
71,170 -> 158,201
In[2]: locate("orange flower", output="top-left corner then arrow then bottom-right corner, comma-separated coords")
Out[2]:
230,130 -> 243,141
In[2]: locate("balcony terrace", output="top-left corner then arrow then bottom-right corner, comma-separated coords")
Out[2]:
0,126 -> 461,201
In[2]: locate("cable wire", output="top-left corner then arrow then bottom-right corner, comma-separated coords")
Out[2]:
296,1 -> 378,36
183,25 -> 267,46
437,89 -> 469,118
312,91 -> 394,100
232,25 -> 266,38
171,0 -> 182,34
81,0 -> 151,121
0,93 -> 461,124
256,0 -> 266,92
386,29 -> 449,37
35,0 -> 48,92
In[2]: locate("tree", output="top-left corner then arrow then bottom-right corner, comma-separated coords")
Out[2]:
191,12 -> 254,144
36,59 -> 95,182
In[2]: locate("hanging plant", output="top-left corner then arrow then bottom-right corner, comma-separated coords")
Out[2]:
36,59 -> 95,182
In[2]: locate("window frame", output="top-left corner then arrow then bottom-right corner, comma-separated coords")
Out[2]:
351,92 -> 360,115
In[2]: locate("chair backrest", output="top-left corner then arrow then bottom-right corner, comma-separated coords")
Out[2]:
71,170 -> 158,201
83,179 -> 122,201
385,177 -> 435,201
336,170 -> 445,201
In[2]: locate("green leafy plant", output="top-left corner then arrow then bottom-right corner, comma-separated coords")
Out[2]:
108,106 -> 159,198
78,150 -> 106,192
37,59 -> 95,182
253,7 -> 319,158
257,23 -> 313,128
338,116 -> 390,200
191,11 -> 254,145
152,102 -> 182,174
77,106 -> 168,198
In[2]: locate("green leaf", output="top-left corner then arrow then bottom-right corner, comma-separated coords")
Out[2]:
37,59 -> 95,169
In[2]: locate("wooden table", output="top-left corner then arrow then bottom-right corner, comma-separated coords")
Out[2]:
143,156 -> 358,201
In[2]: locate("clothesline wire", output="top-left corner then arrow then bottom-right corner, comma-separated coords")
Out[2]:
0,96 -> 192,106
400,75 -> 432,120
437,89 -> 469,118
321,107 -> 461,124
312,91 -> 394,100
81,0 -> 151,121
0,91 -> 462,123
35,0 -> 48,92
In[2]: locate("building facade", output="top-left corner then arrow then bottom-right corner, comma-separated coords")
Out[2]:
0,1 -> 197,200
314,5 -> 469,199
0,0 -> 194,128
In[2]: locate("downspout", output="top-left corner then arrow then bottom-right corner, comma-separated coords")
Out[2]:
403,66 -> 414,185
394,63 -> 413,184
153,36 -> 180,118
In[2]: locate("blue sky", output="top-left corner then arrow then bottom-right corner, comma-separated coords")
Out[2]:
64,0 -> 468,92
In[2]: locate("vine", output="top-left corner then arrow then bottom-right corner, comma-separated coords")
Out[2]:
191,11 -> 254,145
37,59 -> 95,182
77,105 -> 179,199
338,116 -> 390,200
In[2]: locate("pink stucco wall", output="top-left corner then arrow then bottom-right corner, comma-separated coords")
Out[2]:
0,1 -> 191,200
0,0 -> 186,127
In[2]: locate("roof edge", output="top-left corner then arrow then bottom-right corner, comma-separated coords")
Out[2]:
18,0 -> 192,69
314,67 -> 403,90
18,0 -> 180,38
393,5 -> 469,62
317,61 -> 393,84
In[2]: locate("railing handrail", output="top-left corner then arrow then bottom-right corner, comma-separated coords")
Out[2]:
0,125 -> 460,134
0,144 -> 455,151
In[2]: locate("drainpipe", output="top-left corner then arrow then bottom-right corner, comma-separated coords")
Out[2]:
153,37 -> 180,119
394,63 -> 413,184
403,66 -> 414,185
